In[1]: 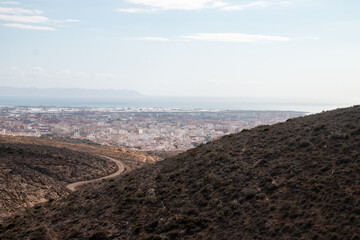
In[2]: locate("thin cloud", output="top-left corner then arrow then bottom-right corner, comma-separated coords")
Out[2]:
126,33 -> 294,43
180,33 -> 291,43
64,19 -> 81,23
3,23 -> 56,31
0,7 -> 42,14
0,4 -> 79,30
117,0 -> 293,13
115,8 -> 157,13
221,0 -> 293,11
0,14 -> 48,23
126,0 -> 222,10
118,0 -> 229,12
221,1 -> 270,11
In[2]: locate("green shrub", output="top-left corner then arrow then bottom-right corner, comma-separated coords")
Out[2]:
299,140 -> 311,148
313,124 -> 326,131
189,149 -> 197,157
145,234 -> 162,240
262,127 -> 270,132
34,205 -> 42,210
243,188 -> 257,200
89,231 -> 108,240
132,224 -> 141,235
331,132 -> 349,140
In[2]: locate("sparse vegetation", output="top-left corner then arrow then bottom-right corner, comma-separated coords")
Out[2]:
0,136 -> 155,219
40,134 -> 101,146
0,106 -> 359,239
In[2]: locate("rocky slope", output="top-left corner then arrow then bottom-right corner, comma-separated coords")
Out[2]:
0,137 -> 158,219
0,106 -> 359,239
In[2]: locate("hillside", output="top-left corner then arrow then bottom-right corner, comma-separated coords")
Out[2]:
0,137 -> 158,219
1,106 -> 359,239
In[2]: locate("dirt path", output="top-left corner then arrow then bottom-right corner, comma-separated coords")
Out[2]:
66,155 -> 125,191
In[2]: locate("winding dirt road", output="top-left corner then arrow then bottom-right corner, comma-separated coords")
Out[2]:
66,155 -> 125,191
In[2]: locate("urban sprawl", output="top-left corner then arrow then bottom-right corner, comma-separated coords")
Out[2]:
0,106 -> 304,151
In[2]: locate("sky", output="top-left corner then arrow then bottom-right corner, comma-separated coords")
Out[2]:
0,0 -> 359,104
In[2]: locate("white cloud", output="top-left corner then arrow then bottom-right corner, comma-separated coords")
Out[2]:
64,19 -> 81,23
118,0 -> 229,12
3,23 -> 55,31
0,7 -> 42,14
180,33 -> 291,42
0,1 -> 20,5
0,5 -> 79,30
115,8 -> 157,13
0,14 -> 48,23
221,0 -> 293,11
211,1 -> 228,8
118,0 -> 293,13
221,1 -> 270,11
126,33 -> 295,43
126,0 -> 220,10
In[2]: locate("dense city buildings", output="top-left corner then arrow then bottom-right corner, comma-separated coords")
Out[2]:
0,106 -> 305,151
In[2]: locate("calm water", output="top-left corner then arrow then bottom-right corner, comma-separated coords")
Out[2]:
0,96 -> 350,114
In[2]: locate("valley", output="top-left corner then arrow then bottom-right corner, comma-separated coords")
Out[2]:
0,136 -> 157,219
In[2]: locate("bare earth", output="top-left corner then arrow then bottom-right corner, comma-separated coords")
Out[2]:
66,155 -> 125,191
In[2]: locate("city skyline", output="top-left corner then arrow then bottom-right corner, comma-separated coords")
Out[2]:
1,0 -> 360,104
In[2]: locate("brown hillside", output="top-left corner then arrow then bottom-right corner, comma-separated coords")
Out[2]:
0,137 -> 158,219
1,106 -> 359,239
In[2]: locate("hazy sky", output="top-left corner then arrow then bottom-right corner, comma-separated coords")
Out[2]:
0,0 -> 359,103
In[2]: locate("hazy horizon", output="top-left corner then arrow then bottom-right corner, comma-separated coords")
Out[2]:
0,86 -> 352,103
1,0 -> 360,105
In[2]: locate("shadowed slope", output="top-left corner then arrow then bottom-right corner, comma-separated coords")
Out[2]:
0,137 -> 158,220
0,141 -> 117,219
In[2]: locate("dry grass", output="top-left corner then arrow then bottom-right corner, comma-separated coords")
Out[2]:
1,105 -> 359,239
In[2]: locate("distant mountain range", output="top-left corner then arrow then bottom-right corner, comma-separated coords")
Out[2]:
0,87 -> 349,112
0,87 -> 143,98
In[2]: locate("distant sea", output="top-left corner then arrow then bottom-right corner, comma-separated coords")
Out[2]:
0,96 -> 351,114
